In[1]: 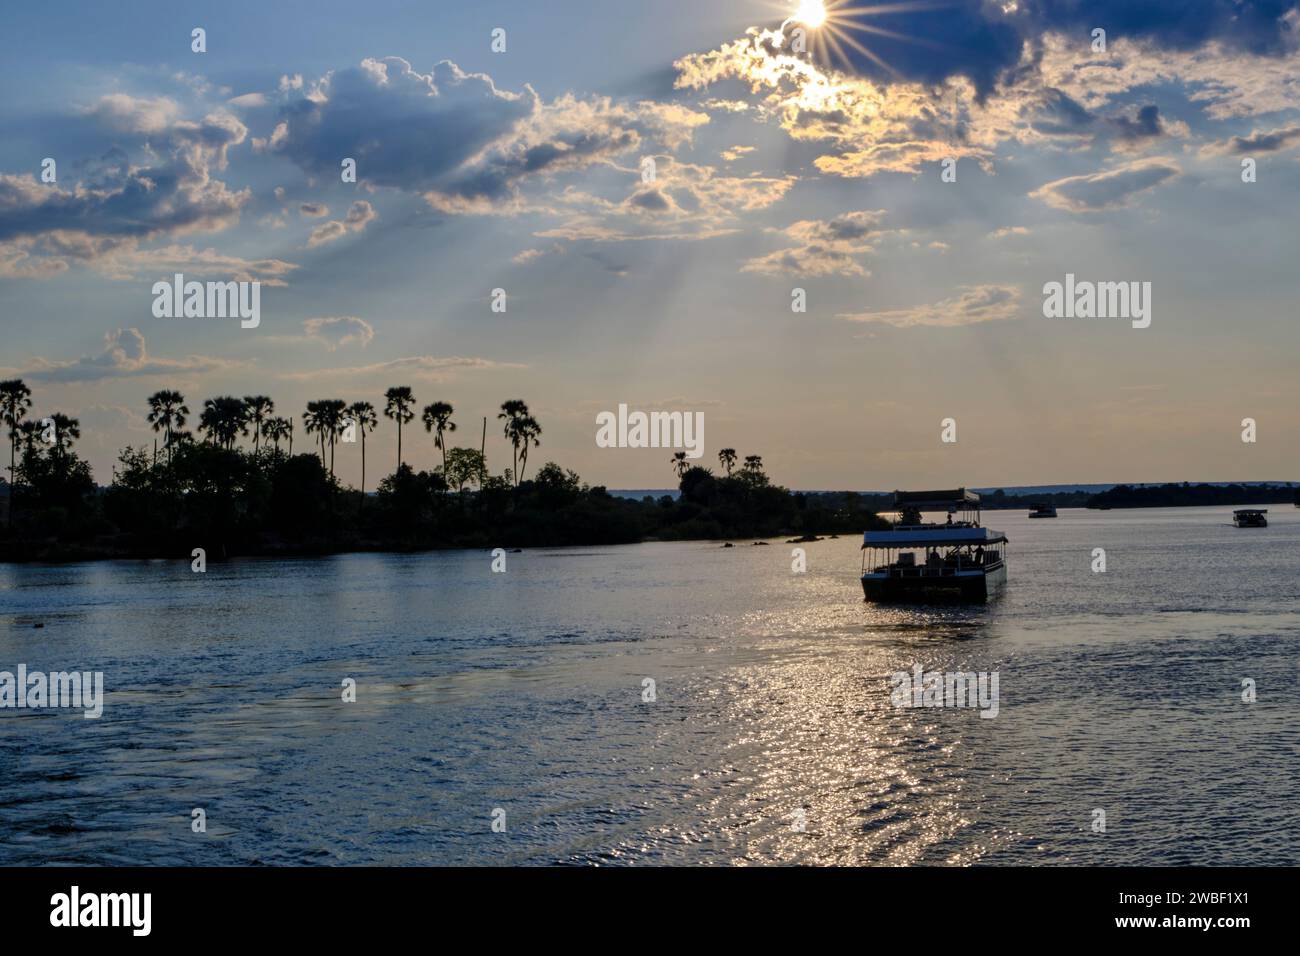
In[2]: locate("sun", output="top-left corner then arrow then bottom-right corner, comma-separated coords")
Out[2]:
794,0 -> 828,27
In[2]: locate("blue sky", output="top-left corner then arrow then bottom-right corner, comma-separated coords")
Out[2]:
2,0 -> 1299,489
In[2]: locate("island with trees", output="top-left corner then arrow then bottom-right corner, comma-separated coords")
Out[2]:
0,379 -> 887,562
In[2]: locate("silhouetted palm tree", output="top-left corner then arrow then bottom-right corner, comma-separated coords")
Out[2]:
422,401 -> 456,476
146,390 -> 189,464
1,379 -> 33,524
48,413 -> 80,462
515,414 -> 541,483
718,448 -> 737,477
16,420 -> 40,466
244,395 -> 274,452
499,399 -> 542,487
384,387 -> 415,470
263,416 -> 292,454
199,397 -> 247,450
743,455 -> 763,474
671,451 -> 688,479
302,402 -> 327,466
318,399 -> 347,477
347,401 -> 378,494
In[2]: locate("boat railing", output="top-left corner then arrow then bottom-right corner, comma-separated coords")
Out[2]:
892,521 -> 978,531
870,557 -> 1003,577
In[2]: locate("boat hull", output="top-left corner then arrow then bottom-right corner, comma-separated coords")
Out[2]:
862,563 -> 1006,604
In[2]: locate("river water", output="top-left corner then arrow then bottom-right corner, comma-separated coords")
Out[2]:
1,505 -> 1297,865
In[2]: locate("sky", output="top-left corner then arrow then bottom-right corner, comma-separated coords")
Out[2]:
2,0 -> 1299,491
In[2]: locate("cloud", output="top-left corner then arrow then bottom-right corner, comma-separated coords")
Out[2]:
0,96 -> 252,277
90,243 -> 298,285
84,93 -> 182,134
742,210 -> 888,277
837,285 -> 1022,328
1203,124 -> 1300,154
307,200 -> 377,246
536,157 -> 792,242
298,202 -> 329,217
280,354 -> 524,381
267,57 -> 708,216
301,316 -> 374,350
10,328 -> 245,383
1030,157 -> 1181,212
988,226 -> 1030,238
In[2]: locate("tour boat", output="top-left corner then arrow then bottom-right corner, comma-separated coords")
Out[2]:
1028,503 -> 1057,518
1232,509 -> 1268,528
861,489 -> 1008,603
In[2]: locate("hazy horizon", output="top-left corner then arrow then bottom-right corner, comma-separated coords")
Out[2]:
3,1 -> 1298,491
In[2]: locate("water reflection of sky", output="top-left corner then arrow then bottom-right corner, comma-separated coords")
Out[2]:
1,507 -> 1298,864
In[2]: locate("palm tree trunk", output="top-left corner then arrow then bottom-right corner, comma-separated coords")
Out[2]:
360,433 -> 366,502
6,436 -> 14,528
397,421 -> 403,469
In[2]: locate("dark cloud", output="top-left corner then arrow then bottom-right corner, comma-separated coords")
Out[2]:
795,1 -> 1297,96
268,58 -> 536,193
1218,124 -> 1300,153
267,58 -> 697,212
1028,89 -> 1096,137
801,1 -> 1023,97
0,103 -> 249,253
1021,0 -> 1299,56
1110,104 -> 1165,143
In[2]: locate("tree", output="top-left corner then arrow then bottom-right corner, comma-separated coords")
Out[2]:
146,390 -> 189,464
263,416 -> 292,453
444,447 -> 486,493
302,402 -> 327,465
0,379 -> 33,525
421,401 -> 456,476
318,399 -> 347,478
49,413 -> 80,462
740,455 -> 769,488
499,400 -> 540,487
718,448 -> 737,477
515,414 -> 541,484
348,401 -> 379,497
199,396 -> 248,450
243,396 -> 274,452
671,451 -> 688,479
384,387 -> 415,470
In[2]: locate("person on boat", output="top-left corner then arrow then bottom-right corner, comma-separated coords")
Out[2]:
946,513 -> 953,526
974,545 -> 985,565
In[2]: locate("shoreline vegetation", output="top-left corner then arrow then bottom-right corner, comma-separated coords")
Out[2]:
1,380 -> 1295,563
0,381 -> 889,563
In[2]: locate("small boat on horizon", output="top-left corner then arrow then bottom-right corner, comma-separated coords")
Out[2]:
861,488 -> 1007,604
1028,503 -> 1057,518
1233,509 -> 1268,528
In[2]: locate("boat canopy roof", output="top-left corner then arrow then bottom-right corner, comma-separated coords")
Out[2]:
893,488 -> 980,509
1233,509 -> 1267,514
863,526 -> 1008,548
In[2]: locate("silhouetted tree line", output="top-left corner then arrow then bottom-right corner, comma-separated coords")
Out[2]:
0,381 -> 885,561
1085,482 -> 1297,510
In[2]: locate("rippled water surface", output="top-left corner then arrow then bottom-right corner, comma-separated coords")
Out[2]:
2,505 -> 1298,865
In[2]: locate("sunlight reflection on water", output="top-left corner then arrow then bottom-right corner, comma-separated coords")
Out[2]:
2,506 -> 1298,864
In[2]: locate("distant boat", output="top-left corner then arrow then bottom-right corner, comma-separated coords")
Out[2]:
861,488 -> 1007,603
1233,509 -> 1268,528
1028,503 -> 1057,518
